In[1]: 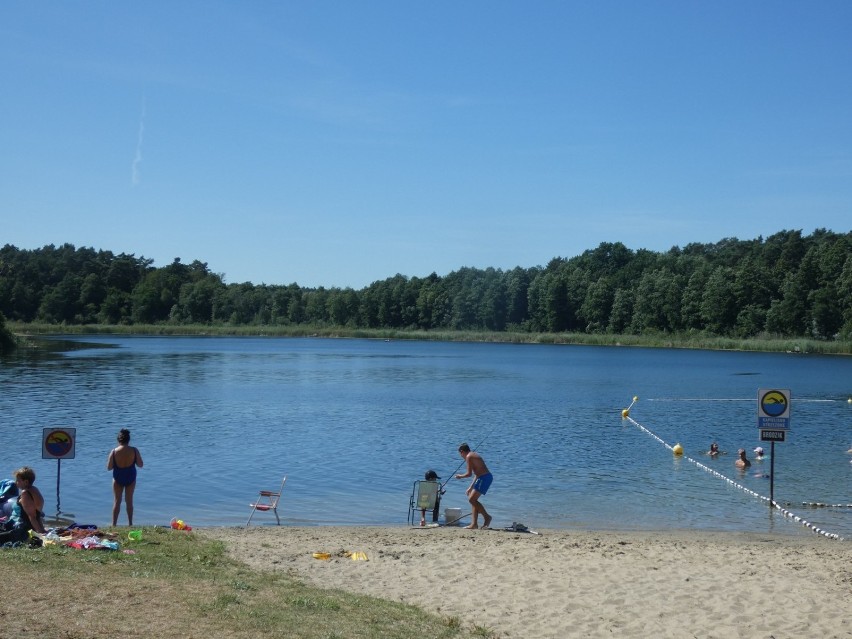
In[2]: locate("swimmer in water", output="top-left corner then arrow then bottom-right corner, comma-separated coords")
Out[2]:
735,448 -> 751,469
707,442 -> 720,457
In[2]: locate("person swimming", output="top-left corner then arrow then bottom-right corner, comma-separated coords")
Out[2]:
735,448 -> 751,469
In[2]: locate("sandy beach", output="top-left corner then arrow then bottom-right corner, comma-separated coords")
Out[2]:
201,525 -> 851,638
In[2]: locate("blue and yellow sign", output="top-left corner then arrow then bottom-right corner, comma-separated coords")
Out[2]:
757,389 -> 790,430
42,428 -> 76,459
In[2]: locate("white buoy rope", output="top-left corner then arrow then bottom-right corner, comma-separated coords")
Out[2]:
622,411 -> 845,541
790,502 -> 852,508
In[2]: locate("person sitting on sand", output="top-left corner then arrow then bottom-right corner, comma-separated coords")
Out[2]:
735,448 -> 751,469
0,467 -> 46,544
455,443 -> 493,530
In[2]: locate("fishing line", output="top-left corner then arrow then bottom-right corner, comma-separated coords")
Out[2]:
622,397 -> 845,541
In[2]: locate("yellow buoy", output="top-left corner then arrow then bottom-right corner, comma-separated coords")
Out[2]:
621,409 -> 629,418
672,443 -> 684,456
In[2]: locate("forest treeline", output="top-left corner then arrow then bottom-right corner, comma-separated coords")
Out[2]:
1,229 -> 851,341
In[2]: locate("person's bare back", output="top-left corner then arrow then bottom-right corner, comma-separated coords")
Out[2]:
466,451 -> 489,477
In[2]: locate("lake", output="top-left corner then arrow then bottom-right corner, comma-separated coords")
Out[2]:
2,336 -> 850,539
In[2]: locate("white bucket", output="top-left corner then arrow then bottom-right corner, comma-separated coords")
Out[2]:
444,508 -> 462,526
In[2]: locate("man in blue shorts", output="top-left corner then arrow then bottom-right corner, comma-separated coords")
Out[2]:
454,443 -> 493,530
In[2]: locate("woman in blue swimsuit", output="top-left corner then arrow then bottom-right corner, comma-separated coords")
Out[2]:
106,429 -> 144,526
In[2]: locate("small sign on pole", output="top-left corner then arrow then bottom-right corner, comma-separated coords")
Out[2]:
757,389 -> 790,508
757,388 -> 790,429
759,429 -> 786,443
42,428 -> 76,460
42,427 -> 76,523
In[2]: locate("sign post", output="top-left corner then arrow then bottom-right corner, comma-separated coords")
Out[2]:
42,427 -> 76,523
757,389 -> 790,507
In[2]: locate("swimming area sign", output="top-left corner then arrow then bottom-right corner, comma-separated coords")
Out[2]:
757,388 -> 790,430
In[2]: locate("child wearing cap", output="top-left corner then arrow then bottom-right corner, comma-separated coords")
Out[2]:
420,469 -> 443,526
753,447 -> 766,460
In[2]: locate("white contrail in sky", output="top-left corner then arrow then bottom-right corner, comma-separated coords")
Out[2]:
131,97 -> 146,186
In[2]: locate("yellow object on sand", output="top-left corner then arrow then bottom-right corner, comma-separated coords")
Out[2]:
312,552 -> 331,560
349,551 -> 368,561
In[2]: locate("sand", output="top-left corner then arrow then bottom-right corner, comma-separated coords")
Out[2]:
200,525 -> 851,638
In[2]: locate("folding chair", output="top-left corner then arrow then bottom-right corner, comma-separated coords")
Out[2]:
247,477 -> 286,525
407,479 -> 442,526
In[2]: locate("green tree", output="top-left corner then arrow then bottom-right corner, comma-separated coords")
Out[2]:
98,289 -> 132,324
38,274 -> 83,323
579,276 -> 615,333
0,311 -> 15,352
174,275 -> 226,324
527,271 -> 569,332
679,263 -> 711,331
700,267 -> 738,334
837,255 -> 852,338
505,266 -> 534,328
607,287 -> 634,334
630,269 -> 681,333
327,288 -> 360,326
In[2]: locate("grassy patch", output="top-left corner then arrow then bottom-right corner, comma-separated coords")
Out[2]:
0,527 -> 486,639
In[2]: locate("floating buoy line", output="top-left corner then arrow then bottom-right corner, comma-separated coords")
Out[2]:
622,397 -> 845,541
789,502 -> 852,509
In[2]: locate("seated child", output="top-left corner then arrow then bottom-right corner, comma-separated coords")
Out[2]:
420,469 -> 444,526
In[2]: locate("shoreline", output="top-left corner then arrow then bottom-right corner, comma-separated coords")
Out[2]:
201,525 -> 852,638
11,322 -> 852,356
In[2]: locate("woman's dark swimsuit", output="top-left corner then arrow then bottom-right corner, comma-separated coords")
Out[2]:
111,448 -> 139,487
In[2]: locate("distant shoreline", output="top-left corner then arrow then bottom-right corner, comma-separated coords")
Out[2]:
10,321 -> 852,355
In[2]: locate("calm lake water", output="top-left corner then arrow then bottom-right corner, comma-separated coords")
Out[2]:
2,336 -> 850,539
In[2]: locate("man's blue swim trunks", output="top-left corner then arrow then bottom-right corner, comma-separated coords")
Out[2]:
472,472 -> 493,495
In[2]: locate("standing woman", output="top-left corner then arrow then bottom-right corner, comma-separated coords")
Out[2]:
0,466 -> 46,544
107,428 -> 143,526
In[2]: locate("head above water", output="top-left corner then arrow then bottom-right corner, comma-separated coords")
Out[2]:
117,429 -> 131,445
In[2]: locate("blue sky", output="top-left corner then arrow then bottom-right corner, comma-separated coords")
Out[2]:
2,2 -> 850,289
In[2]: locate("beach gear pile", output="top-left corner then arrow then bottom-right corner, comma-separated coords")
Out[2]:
34,524 -> 121,550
